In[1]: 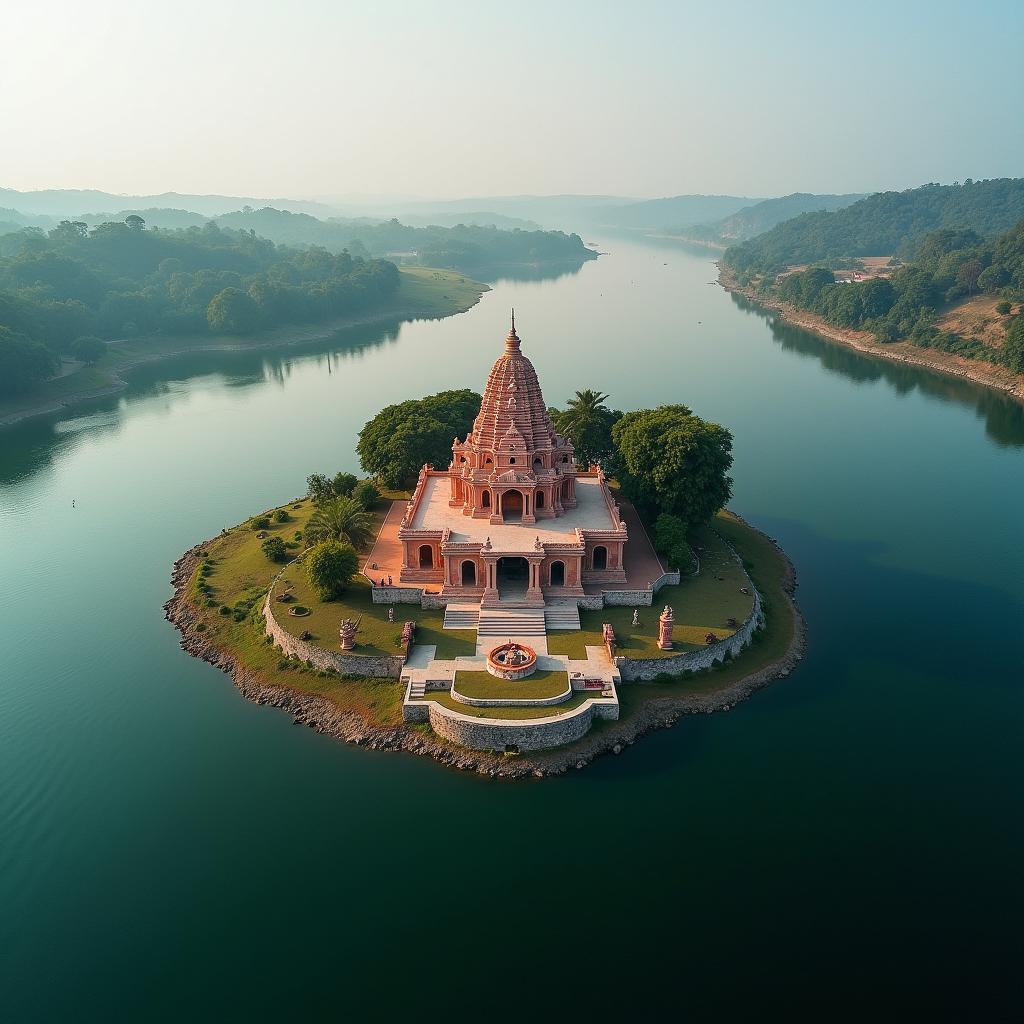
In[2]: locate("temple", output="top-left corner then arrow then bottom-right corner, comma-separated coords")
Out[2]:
397,314 -> 628,607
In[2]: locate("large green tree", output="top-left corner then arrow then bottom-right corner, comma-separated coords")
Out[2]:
305,540 -> 359,600
550,389 -> 622,469
304,496 -> 374,550
612,404 -> 733,528
206,287 -> 259,334
357,389 -> 481,488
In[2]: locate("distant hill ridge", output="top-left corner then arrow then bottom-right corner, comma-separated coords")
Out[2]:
681,193 -> 866,245
724,179 -> 1024,274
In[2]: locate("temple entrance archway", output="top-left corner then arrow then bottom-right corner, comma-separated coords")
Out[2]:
497,556 -> 529,598
549,560 -> 565,587
592,546 -> 607,571
418,545 -> 434,569
502,490 -> 524,522
482,490 -> 490,508
461,560 -> 477,586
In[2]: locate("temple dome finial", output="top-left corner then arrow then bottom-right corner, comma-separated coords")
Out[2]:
506,307 -> 520,351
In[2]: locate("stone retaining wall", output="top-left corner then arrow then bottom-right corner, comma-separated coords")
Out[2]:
369,586 -> 424,605
603,588 -> 655,607
417,699 -> 619,752
617,588 -> 764,681
263,593 -> 406,678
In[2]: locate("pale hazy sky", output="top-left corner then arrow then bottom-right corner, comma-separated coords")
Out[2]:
4,0 -> 1022,201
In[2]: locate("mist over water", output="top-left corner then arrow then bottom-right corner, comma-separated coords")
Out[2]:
2,237 -> 1022,1017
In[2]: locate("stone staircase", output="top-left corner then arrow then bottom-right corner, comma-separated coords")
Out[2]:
544,604 -> 581,631
477,607 -> 547,638
407,679 -> 426,698
443,604 -> 480,630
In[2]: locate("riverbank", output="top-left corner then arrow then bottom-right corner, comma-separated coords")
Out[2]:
0,267 -> 487,430
717,263 -> 1024,401
163,508 -> 805,779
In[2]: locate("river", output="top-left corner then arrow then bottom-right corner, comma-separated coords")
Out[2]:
1,237 -> 1022,1018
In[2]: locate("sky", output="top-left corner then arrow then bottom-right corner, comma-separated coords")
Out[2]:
3,0 -> 1022,201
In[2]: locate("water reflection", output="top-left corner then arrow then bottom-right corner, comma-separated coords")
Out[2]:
729,292 -> 1024,448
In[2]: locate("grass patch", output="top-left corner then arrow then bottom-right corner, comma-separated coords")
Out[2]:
453,669 -> 569,701
547,519 -> 754,660
413,690 -> 598,721
394,266 -> 487,316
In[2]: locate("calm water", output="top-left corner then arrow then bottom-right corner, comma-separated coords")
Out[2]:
2,238 -> 1022,1018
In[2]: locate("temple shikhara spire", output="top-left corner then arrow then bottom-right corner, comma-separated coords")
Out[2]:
397,316 -> 627,605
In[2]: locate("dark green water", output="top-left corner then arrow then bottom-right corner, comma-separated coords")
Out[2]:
2,238 -> 1022,1019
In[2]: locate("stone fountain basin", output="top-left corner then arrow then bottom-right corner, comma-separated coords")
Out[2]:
486,641 -> 539,680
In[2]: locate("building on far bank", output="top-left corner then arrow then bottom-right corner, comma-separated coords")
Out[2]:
397,315 -> 628,607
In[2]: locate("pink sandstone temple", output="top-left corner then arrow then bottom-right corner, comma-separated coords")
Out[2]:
397,315 -> 628,607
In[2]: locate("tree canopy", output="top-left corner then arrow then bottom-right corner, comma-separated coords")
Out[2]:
612,405 -> 734,528
304,540 -> 359,601
0,215 -> 400,394
549,389 -> 622,469
357,389 -> 482,488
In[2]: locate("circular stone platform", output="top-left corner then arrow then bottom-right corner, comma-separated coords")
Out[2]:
486,642 -> 538,680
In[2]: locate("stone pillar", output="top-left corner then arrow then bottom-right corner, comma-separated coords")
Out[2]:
658,605 -> 674,651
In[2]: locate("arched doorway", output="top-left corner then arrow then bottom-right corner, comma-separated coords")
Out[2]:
561,479 -> 572,502
497,556 -> 529,598
461,560 -> 477,586
592,546 -> 607,571
502,490 -> 524,522
536,491 -> 545,510
533,457 -> 543,472
418,544 -> 433,569
482,490 -> 491,508
549,560 -> 565,587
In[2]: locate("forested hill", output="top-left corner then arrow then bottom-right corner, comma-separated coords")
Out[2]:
724,179 -> 1024,274
0,218 -> 399,396
212,209 -> 596,270
682,193 -> 865,245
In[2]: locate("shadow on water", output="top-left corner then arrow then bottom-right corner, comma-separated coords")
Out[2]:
471,256 -> 596,286
729,291 -> 1024,448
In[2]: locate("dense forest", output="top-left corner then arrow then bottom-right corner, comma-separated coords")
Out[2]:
724,179 -> 1024,275
0,217 -> 399,396
213,209 -> 596,270
755,219 -> 1024,372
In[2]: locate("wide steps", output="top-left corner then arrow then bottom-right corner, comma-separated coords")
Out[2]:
407,680 -> 426,698
477,608 -> 547,637
443,605 -> 480,630
545,606 -> 581,631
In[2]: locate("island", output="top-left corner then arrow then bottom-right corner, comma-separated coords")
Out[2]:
165,316 -> 804,776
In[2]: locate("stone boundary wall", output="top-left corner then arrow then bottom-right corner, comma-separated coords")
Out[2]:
370,586 -> 424,605
263,593 -> 406,677
450,681 -> 573,708
578,595 -> 604,611
603,588 -> 656,607
263,558 -> 407,678
617,588 -> 764,681
651,570 -> 682,593
408,698 -> 619,752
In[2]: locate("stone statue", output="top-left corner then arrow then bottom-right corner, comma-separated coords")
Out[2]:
339,617 -> 360,651
632,608 -> 640,627
388,607 -> 395,623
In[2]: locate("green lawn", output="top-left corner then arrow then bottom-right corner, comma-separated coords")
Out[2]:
412,690 -> 599,721
546,519 -> 754,660
453,669 -> 570,701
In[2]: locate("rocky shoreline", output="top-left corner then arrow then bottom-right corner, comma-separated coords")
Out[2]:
717,263 -> 1024,402
163,519 -> 806,779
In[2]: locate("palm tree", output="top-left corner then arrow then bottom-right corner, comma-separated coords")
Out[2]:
557,390 -> 612,466
305,496 -> 374,550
